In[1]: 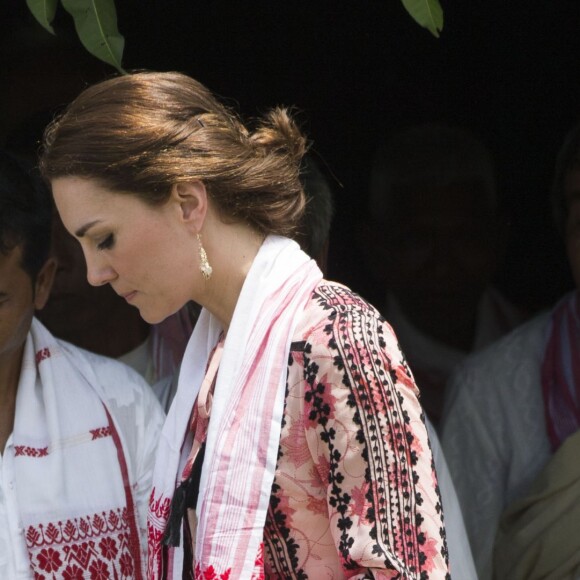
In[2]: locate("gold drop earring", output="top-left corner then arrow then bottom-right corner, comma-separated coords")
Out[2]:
197,233 -> 212,280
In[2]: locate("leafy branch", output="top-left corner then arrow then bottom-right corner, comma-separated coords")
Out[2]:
401,0 -> 444,38
25,0 -> 125,72
24,0 -> 443,73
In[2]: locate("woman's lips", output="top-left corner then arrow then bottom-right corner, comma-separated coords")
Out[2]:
122,291 -> 138,303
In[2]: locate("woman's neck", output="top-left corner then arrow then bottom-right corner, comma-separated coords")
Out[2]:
196,220 -> 265,330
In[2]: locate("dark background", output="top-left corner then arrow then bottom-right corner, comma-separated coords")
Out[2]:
2,0 -> 580,312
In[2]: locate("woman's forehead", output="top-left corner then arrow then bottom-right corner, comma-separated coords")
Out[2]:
52,178 -> 129,231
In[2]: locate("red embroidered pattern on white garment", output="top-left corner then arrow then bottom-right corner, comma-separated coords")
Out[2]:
14,424 -> 112,457
147,487 -> 172,579
90,426 -> 113,440
14,445 -> 49,457
26,508 -> 140,579
14,425 -> 113,457
193,542 -> 265,580
35,347 -> 51,365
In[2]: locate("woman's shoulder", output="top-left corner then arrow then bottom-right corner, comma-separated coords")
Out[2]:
298,279 -> 384,331
293,279 -> 403,366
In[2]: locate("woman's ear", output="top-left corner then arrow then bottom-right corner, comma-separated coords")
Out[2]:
34,258 -> 57,311
170,181 -> 208,231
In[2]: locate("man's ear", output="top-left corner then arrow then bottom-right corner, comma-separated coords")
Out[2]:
170,181 -> 208,232
34,258 -> 57,311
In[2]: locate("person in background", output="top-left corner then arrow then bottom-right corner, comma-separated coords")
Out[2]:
361,123 -> 526,425
41,71 -> 450,578
0,150 -> 164,579
441,123 -> 580,580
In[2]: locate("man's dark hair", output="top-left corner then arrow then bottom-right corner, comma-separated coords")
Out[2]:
0,150 -> 52,282
297,155 -> 334,259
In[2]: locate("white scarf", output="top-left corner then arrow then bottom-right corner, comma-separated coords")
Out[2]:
13,318 -> 144,579
147,236 -> 322,579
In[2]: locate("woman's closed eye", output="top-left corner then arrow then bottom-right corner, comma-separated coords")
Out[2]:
97,234 -> 115,250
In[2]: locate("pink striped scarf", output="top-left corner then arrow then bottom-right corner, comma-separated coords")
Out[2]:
147,236 -> 322,579
541,290 -> 580,451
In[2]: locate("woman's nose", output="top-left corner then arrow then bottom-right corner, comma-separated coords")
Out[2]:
85,253 -> 117,287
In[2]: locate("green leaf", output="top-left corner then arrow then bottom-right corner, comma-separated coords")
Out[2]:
401,0 -> 444,38
61,0 -> 126,72
26,0 -> 58,34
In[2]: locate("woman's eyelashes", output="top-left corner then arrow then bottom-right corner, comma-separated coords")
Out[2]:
97,233 -> 115,250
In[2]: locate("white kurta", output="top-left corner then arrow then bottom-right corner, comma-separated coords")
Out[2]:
0,435 -> 30,579
426,418 -> 478,580
441,312 -> 552,580
384,286 -> 526,401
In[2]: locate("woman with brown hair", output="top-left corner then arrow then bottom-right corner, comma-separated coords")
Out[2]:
40,71 -> 450,579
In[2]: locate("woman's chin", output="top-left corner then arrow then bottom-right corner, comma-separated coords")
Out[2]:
137,307 -> 166,325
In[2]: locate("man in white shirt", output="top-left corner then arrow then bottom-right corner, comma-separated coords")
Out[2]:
0,151 -> 164,579
441,124 -> 580,580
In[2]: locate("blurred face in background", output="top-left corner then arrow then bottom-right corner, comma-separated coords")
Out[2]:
374,180 -> 500,315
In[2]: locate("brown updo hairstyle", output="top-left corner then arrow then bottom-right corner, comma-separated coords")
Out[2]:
39,71 -> 309,237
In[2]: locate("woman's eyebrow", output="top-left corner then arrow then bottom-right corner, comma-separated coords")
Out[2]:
75,220 -> 102,238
